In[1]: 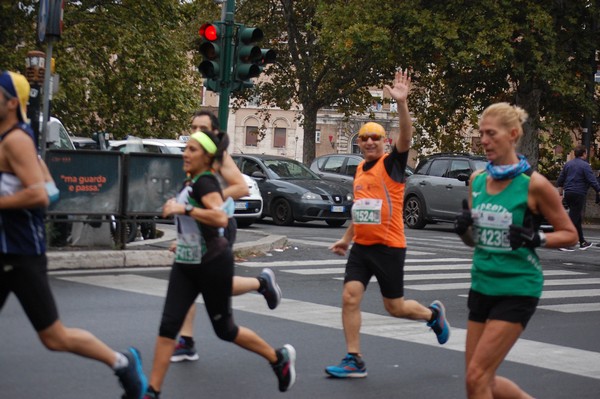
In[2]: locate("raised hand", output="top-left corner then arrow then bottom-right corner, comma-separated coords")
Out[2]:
384,68 -> 411,103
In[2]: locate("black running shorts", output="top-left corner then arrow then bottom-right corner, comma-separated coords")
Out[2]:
344,243 -> 406,299
0,254 -> 59,331
468,289 -> 539,328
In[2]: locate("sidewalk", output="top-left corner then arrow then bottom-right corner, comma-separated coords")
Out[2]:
47,228 -> 287,271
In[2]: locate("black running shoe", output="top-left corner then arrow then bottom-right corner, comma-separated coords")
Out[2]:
272,344 -> 296,392
258,268 -> 282,310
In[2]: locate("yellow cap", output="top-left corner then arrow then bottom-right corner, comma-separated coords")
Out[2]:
358,122 -> 386,137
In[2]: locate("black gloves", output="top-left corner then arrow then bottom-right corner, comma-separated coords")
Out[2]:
454,199 -> 473,236
509,214 -> 545,250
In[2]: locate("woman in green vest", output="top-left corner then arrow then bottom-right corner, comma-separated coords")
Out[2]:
454,102 -> 577,398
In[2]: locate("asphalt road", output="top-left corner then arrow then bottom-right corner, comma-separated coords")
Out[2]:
1,220 -> 599,398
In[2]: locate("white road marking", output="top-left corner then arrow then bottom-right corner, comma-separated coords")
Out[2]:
56,274 -> 600,380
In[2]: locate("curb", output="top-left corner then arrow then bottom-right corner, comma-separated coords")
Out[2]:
47,233 -> 288,271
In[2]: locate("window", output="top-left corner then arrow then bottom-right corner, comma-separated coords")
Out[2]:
273,127 -> 286,148
345,156 -> 361,177
428,159 -> 450,177
323,156 -> 344,174
240,159 -> 262,177
245,126 -> 258,147
315,129 -> 321,144
446,160 -> 471,179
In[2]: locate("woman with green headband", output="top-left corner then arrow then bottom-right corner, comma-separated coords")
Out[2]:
142,131 -> 296,398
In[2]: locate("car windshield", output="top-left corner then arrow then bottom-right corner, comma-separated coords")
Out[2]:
163,146 -> 184,154
264,159 -> 320,180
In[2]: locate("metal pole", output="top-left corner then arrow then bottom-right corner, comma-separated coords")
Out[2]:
217,0 -> 235,133
40,38 -> 54,160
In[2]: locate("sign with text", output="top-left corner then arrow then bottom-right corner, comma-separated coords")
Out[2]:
46,150 -> 122,215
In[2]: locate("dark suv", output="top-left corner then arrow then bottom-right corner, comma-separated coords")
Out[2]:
403,153 -> 487,229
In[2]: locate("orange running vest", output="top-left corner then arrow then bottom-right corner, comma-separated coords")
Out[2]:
353,154 -> 406,248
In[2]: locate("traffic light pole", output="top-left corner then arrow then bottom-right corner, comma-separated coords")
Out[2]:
217,0 -> 236,133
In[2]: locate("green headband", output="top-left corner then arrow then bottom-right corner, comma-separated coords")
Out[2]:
191,131 -> 217,155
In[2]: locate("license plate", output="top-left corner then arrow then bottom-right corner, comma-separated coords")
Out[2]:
235,201 -> 248,210
331,205 -> 345,213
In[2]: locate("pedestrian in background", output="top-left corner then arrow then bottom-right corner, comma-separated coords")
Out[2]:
556,145 -> 600,250
143,129 -> 295,398
0,70 -> 147,398
454,102 -> 577,398
326,69 -> 450,379
170,110 -> 281,363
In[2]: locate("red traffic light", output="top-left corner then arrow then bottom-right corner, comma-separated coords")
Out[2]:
199,23 -> 219,41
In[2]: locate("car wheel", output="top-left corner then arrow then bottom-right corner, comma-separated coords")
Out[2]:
110,217 -> 138,244
404,196 -> 426,229
326,219 -> 346,227
140,222 -> 157,239
271,198 -> 294,226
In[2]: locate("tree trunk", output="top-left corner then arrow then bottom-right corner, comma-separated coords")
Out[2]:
515,89 -> 541,170
302,107 -> 319,165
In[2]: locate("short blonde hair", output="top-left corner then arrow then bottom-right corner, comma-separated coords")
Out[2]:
480,102 -> 528,139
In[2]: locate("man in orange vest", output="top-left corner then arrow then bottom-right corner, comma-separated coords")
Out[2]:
326,69 -> 451,378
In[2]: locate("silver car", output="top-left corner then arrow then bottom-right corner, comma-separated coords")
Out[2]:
403,153 -> 487,229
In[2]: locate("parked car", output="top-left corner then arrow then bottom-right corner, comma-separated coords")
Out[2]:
231,154 -> 354,226
403,153 -> 487,229
108,138 -> 186,154
44,116 -> 76,150
310,153 -> 414,189
71,136 -> 100,150
234,174 -> 263,227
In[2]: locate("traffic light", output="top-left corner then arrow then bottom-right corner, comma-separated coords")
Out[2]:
198,22 -> 223,92
232,25 -> 276,91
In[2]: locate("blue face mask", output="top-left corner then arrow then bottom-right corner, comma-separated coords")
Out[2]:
486,154 -> 531,180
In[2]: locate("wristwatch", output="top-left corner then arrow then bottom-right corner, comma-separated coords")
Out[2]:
184,204 -> 193,216
538,231 -> 547,247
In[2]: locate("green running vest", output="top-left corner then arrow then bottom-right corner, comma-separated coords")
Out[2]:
471,172 -> 543,298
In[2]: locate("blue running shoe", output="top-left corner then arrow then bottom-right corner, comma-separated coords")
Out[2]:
272,344 -> 296,392
325,354 -> 367,378
170,337 -> 199,362
258,268 -> 282,310
115,347 -> 148,399
427,300 -> 450,344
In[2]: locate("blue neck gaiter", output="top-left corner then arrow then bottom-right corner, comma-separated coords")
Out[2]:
486,154 -> 531,180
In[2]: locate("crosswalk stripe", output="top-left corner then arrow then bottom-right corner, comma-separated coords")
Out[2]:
537,302 -> 600,313
290,238 -> 438,255
241,257 -> 472,268
287,268 -> 584,277
55,274 -> 600,380
540,289 -> 600,299
408,281 -> 600,292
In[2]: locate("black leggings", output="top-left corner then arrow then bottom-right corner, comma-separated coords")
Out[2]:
158,247 -> 239,342
564,191 -> 586,243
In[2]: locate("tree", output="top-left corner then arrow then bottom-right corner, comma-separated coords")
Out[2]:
2,0 -> 220,139
235,0 -> 399,164
388,0 -> 600,171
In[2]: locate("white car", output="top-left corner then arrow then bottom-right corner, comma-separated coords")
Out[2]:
234,174 -> 263,227
108,138 -> 186,154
